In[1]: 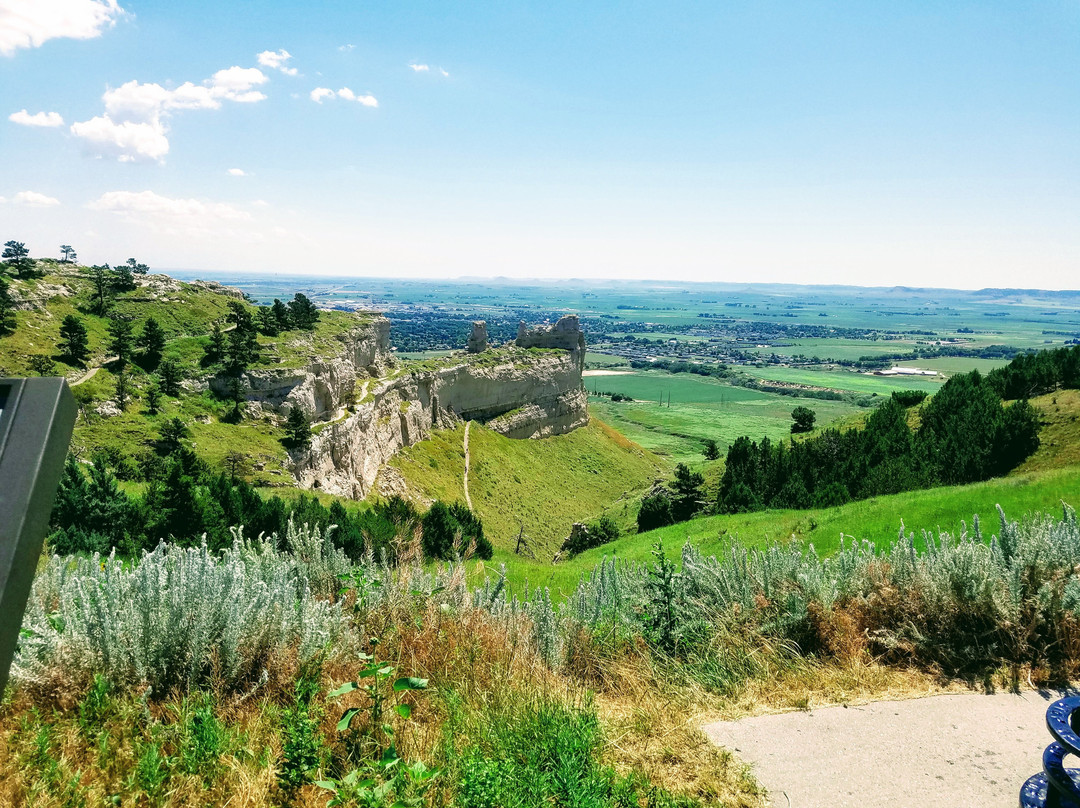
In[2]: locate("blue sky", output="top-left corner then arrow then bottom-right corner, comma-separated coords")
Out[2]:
1,1 -> 1078,288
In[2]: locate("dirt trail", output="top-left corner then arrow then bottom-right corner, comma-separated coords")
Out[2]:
463,420 -> 473,510
70,355 -> 118,386
704,690 -> 1069,808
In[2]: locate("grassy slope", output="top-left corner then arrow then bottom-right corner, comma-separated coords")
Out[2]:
388,417 -> 664,562
517,392 -> 1080,597
0,265 -> 367,485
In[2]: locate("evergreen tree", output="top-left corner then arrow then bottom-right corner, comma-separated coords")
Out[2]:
2,240 -> 34,278
158,417 -> 190,454
88,264 -> 113,314
108,317 -> 134,368
114,365 -> 130,410
204,321 -> 227,365
421,500 -> 491,560
225,301 -> 259,373
283,406 -> 311,450
136,316 -> 167,369
145,378 -> 162,415
158,357 -> 183,396
0,277 -> 17,336
638,492 -> 674,532
271,298 -> 291,331
59,314 -> 89,364
257,306 -> 280,336
125,257 -> 150,275
790,406 -> 816,433
29,354 -> 56,376
60,245 -> 77,264
114,263 -> 137,291
669,463 -> 705,522
702,438 -> 720,461
287,293 -> 319,330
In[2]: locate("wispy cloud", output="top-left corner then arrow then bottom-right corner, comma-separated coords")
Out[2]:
227,168 -> 247,176
338,44 -> 354,52
310,87 -> 377,107
8,109 -> 64,127
257,48 -> 297,76
70,63 -> 269,161
89,189 -> 252,236
0,0 -> 125,57
14,190 -> 60,207
410,62 -> 449,77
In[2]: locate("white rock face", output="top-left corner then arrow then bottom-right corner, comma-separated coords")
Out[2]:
209,319 -> 392,420
292,349 -> 588,498
216,313 -> 588,499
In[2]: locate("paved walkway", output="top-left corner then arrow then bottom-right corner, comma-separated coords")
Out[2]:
703,690 -> 1070,808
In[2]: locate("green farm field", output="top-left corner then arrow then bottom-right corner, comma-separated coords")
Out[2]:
750,365 -> 943,394
586,369 -> 863,465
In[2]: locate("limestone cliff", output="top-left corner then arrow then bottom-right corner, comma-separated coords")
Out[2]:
280,314 -> 588,498
210,318 -> 392,420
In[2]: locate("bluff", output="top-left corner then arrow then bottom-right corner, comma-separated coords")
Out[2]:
273,315 -> 589,498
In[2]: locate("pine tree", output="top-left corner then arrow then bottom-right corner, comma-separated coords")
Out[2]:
287,293 -> 319,330
158,357 -> 183,396
114,365 -> 129,410
204,321 -> 227,365
0,277 -> 16,336
88,264 -> 113,314
137,316 -> 167,369
59,314 -> 89,364
60,244 -> 77,264
145,379 -> 162,415
283,406 -> 311,450
29,354 -> 56,376
2,240 -> 34,278
158,417 -> 190,454
271,298 -> 291,331
257,306 -> 279,336
114,263 -> 136,291
108,317 -> 134,368
702,438 -> 720,461
669,463 -> 704,522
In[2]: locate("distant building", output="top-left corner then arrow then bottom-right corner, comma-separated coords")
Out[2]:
872,366 -> 938,377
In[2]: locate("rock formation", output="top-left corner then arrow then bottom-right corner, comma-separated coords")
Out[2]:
466,321 -> 489,353
275,314 -> 589,498
516,314 -> 586,355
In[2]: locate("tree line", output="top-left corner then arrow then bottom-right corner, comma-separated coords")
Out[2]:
50,436 -> 492,563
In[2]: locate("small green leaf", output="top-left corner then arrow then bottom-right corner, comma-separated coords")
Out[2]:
380,745 -> 400,769
315,780 -> 338,793
378,665 -> 395,676
393,677 -> 428,692
336,707 -> 361,732
328,681 -> 358,698
382,723 -> 395,736
395,703 -> 412,718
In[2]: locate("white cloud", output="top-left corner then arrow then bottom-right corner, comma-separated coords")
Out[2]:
14,190 -> 60,207
337,87 -> 377,106
0,0 -> 124,56
338,43 -> 354,52
252,199 -> 269,207
70,115 -> 168,161
410,62 -> 449,77
8,109 -> 64,127
257,48 -> 297,76
73,64 -> 269,161
89,190 -> 252,233
227,168 -> 246,176
311,87 -> 377,107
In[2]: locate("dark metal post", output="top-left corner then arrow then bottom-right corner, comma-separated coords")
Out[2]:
0,378 -> 77,694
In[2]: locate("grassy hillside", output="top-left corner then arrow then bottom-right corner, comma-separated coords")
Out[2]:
388,417 -> 664,561
0,264 -> 370,485
520,464 -> 1080,597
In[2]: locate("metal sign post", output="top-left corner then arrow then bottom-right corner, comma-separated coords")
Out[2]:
0,378 -> 77,694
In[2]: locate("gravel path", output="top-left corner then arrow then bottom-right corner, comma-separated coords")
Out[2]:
463,420 -> 473,510
703,690 -> 1070,808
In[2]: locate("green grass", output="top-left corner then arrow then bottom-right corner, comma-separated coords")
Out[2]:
388,418 -> 664,563
509,464 -> 1080,597
588,383 -> 861,466
750,364 -> 943,394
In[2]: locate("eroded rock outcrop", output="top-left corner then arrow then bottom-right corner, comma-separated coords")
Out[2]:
210,318 -> 391,420
284,315 -> 587,498
466,321 -> 489,353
